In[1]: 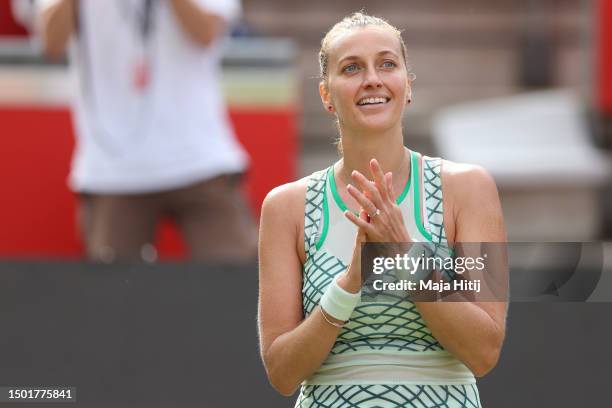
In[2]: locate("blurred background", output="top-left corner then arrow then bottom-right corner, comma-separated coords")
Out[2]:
1,1 -> 611,407
250,0 -> 612,243
1,0 -> 612,258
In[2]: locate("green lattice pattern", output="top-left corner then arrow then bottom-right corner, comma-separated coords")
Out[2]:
295,383 -> 481,408
423,157 -> 445,246
304,169 -> 327,259
423,157 -> 456,282
302,167 -> 442,354
299,159 -> 480,407
302,251 -> 347,316
303,249 -> 442,354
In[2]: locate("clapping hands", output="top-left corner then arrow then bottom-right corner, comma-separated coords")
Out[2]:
344,158 -> 412,244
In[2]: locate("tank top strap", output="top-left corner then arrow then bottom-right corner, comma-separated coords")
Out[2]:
304,167 -> 329,260
422,156 -> 448,247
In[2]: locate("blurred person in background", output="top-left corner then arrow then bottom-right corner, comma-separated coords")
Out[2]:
27,0 -> 256,262
13,0 -> 257,262
258,12 -> 507,407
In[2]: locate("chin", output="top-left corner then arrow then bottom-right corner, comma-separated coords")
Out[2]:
357,115 -> 400,132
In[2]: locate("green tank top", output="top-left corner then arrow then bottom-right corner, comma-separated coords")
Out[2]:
302,150 -> 475,386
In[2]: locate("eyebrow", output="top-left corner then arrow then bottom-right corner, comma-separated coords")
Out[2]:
337,50 -> 400,65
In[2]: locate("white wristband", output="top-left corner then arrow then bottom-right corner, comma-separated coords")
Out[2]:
320,277 -> 361,322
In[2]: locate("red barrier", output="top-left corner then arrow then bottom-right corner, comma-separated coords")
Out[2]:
0,2 -> 28,36
598,0 -> 612,113
0,107 -> 297,259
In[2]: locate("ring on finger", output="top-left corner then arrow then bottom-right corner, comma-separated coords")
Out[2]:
370,208 -> 381,218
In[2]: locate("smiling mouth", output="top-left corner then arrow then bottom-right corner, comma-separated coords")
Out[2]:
357,97 -> 390,106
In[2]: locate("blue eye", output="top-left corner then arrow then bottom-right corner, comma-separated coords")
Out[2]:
382,60 -> 397,69
343,63 -> 358,73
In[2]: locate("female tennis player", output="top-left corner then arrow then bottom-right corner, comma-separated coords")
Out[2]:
258,12 -> 507,407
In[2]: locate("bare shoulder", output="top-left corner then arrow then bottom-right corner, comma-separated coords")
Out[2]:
440,159 -> 499,200
439,160 -> 502,244
260,176 -> 310,264
440,159 -> 505,243
261,176 -> 309,222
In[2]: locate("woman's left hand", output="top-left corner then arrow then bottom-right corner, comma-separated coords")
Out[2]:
344,158 -> 412,243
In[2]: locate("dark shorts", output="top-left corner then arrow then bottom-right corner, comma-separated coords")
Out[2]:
77,174 -> 257,262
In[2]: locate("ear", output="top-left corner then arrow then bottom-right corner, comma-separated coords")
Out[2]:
405,81 -> 413,105
319,81 -> 332,111
406,72 -> 415,104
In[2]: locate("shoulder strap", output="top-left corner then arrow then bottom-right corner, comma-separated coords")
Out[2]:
423,156 -> 457,281
304,168 -> 329,261
422,156 -> 447,246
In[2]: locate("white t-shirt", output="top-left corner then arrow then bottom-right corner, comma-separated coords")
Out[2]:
41,0 -> 248,193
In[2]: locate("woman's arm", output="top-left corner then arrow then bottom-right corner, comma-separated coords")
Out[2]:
37,0 -> 76,59
258,181 -> 362,396
413,162 -> 508,377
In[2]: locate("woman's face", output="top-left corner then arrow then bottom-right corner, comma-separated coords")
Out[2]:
321,26 -> 411,133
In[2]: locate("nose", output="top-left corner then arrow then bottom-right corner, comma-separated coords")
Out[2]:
362,66 -> 383,89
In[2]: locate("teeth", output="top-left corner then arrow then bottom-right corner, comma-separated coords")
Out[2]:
358,97 -> 388,105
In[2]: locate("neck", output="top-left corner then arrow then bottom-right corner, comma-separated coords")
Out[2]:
337,124 -> 408,186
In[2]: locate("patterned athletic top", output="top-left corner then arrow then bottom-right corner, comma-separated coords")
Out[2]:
296,150 -> 481,408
